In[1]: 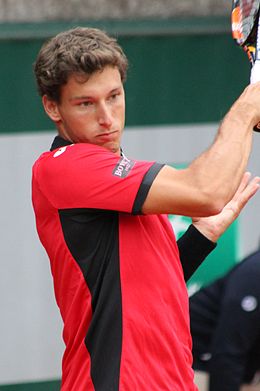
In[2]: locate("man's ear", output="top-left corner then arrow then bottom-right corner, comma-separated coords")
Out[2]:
42,95 -> 61,122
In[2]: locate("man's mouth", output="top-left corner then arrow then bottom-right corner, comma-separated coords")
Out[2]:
96,130 -> 118,138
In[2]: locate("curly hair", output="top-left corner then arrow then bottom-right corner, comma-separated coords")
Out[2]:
33,27 -> 128,102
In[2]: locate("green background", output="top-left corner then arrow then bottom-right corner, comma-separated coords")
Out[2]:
0,381 -> 60,391
0,18 -> 250,134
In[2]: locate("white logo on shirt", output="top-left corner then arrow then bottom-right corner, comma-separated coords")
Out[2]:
113,155 -> 135,178
53,146 -> 67,157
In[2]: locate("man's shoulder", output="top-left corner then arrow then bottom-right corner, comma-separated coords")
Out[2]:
34,142 -> 115,169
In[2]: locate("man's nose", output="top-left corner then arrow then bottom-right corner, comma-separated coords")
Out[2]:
97,102 -> 113,128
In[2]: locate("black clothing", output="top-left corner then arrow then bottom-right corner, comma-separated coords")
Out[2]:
190,250 -> 260,391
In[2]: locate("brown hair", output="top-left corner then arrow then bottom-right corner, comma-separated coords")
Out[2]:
33,27 -> 128,102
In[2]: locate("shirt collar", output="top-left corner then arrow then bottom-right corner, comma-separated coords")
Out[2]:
50,135 -> 73,151
50,135 -> 124,156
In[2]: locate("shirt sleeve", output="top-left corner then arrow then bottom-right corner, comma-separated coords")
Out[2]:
35,143 -> 164,214
177,225 -> 217,282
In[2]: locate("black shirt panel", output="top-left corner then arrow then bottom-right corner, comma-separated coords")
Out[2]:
58,208 -> 121,391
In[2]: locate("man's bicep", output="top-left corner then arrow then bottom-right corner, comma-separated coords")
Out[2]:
141,164 -> 213,216
142,165 -> 182,214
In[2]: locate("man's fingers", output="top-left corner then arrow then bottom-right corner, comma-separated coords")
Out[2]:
237,176 -> 260,208
235,172 -> 251,197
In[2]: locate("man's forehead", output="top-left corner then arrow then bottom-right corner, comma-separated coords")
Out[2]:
63,67 -> 123,98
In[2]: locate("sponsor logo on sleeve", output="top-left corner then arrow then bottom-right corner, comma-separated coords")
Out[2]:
113,156 -> 135,178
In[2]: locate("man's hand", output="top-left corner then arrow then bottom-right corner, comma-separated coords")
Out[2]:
192,172 -> 260,242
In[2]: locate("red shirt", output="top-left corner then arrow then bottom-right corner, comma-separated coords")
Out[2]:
32,136 -> 197,391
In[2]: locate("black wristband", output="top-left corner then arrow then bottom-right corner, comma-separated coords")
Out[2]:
177,224 -> 217,282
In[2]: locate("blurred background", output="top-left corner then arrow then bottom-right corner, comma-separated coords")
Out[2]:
0,0 -> 260,389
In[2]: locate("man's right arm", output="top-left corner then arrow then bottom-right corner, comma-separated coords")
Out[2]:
142,83 -> 260,217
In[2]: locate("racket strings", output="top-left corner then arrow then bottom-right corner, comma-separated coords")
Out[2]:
240,0 -> 258,18
232,0 -> 259,45
243,17 -> 258,63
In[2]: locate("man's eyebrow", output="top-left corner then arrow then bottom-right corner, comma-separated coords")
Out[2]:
70,87 -> 122,101
70,95 -> 93,101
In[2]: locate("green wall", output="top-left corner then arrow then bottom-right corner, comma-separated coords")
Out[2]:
125,34 -> 249,126
0,381 -> 60,391
0,18 -> 250,134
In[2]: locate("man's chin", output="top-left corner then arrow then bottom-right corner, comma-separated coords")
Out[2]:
101,141 -> 120,155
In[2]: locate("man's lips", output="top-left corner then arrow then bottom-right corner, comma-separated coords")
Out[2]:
96,130 -> 118,138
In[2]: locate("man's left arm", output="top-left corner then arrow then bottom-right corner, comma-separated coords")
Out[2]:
178,172 -> 260,281
177,225 -> 216,281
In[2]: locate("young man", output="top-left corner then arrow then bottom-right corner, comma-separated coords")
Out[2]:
190,249 -> 260,391
32,27 -> 260,390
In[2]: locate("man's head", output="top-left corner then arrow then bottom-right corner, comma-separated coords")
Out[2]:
34,26 -> 128,102
33,27 -> 128,155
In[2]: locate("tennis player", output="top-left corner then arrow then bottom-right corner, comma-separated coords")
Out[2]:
32,27 -> 260,391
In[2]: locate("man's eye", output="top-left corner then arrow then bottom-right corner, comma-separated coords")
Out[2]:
109,93 -> 119,101
79,101 -> 93,107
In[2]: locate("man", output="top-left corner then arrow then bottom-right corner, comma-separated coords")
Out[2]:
190,250 -> 260,391
32,27 -> 260,390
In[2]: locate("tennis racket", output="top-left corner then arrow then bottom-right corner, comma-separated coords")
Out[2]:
231,0 -> 260,131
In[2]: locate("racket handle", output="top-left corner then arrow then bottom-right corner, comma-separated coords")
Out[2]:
250,60 -> 260,83
250,61 -> 260,132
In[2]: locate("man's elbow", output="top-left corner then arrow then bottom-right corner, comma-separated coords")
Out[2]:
199,189 -> 229,217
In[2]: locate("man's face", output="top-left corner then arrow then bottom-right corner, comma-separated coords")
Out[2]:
43,66 -> 125,155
